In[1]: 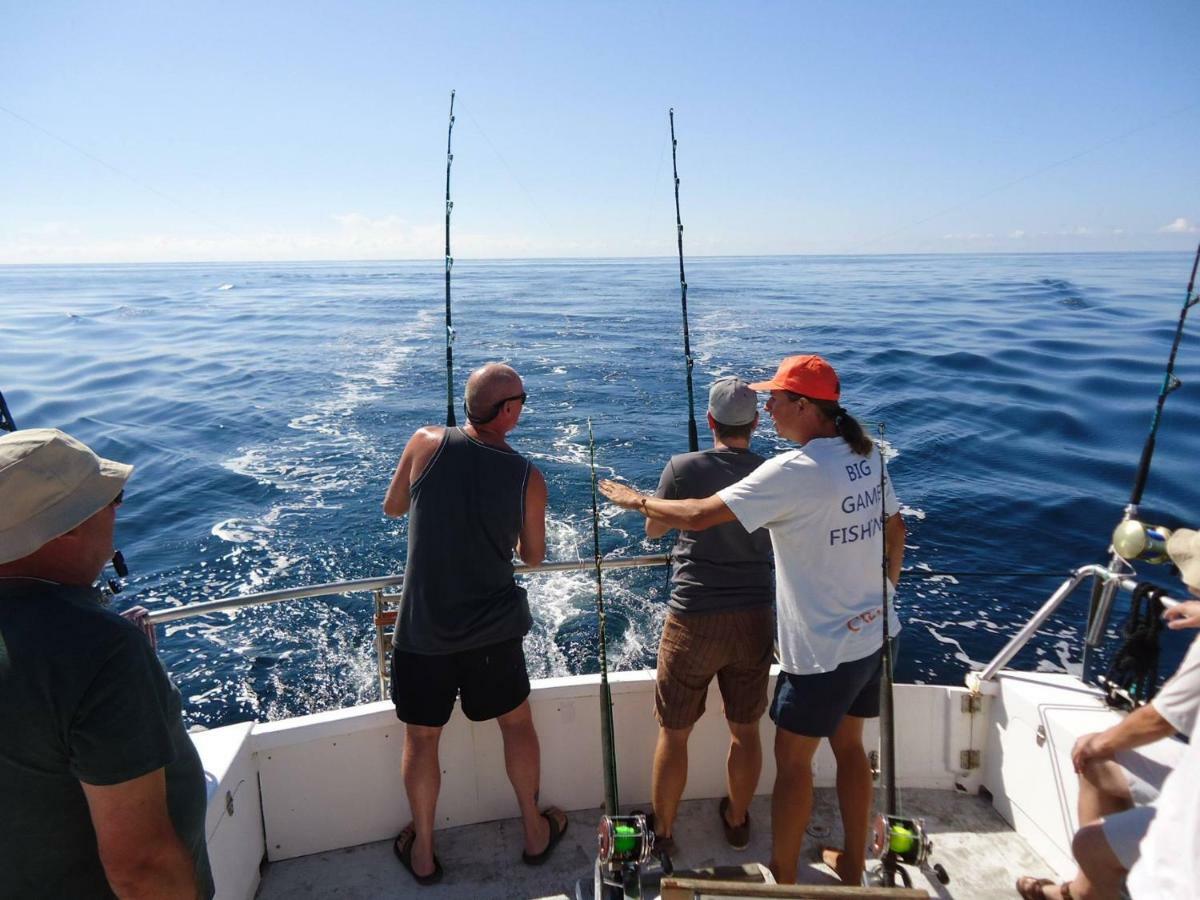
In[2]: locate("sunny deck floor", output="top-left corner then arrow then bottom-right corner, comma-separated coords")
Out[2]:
256,787 -> 1049,899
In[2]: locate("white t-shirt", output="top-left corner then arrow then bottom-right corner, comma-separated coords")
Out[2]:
718,437 -> 901,675
1127,633 -> 1200,898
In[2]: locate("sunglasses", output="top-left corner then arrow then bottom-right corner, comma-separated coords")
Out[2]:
466,392 -> 528,425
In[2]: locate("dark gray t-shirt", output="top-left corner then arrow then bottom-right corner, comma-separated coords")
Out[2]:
0,578 -> 213,900
654,447 -> 773,614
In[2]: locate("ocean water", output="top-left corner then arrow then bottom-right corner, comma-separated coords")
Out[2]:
2,253 -> 1197,729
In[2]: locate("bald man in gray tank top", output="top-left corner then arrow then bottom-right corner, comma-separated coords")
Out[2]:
383,363 -> 566,885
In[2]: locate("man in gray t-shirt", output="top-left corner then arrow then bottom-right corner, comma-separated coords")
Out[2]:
646,377 -> 774,853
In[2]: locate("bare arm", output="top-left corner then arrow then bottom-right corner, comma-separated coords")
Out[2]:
599,479 -> 736,532
382,426 -> 443,518
885,512 -> 905,587
645,517 -> 672,540
517,465 -> 547,567
1071,703 -> 1177,773
82,769 -> 200,900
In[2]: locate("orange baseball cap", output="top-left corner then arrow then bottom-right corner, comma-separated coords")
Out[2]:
748,354 -> 841,401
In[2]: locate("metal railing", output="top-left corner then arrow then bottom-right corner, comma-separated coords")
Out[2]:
144,554 -> 671,625
970,564 -> 1186,689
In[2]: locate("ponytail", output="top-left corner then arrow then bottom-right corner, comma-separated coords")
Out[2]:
812,398 -> 873,456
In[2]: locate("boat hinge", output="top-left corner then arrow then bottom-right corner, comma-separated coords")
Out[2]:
961,694 -> 983,714
959,749 -> 981,770
868,749 -> 880,780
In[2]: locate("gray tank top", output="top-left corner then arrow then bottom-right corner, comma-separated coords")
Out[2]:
393,427 -> 533,654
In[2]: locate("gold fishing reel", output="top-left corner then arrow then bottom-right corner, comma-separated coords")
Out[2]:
1112,520 -> 1173,564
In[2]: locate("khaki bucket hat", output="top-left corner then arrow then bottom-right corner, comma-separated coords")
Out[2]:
1167,528 -> 1200,592
0,428 -> 132,564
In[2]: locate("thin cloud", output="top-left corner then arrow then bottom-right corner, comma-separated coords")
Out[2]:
1159,217 -> 1198,234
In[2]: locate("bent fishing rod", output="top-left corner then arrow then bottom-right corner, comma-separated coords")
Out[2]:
443,90 -> 457,427
1084,242 -> 1200,673
669,109 -> 699,453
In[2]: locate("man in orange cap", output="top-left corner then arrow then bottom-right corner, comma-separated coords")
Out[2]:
602,354 -> 906,885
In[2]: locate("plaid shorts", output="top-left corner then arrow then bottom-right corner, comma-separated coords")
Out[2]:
655,605 -> 775,730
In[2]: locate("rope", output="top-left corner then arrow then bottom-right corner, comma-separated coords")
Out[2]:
1101,583 -> 1165,708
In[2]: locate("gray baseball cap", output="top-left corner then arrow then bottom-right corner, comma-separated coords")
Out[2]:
708,376 -> 759,427
0,428 -> 132,564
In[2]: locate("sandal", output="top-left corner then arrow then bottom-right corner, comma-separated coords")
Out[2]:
393,824 -> 443,886
719,797 -> 750,850
1015,876 -> 1073,900
522,807 -> 568,865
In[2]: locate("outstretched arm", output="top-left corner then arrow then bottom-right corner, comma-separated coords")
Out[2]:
599,479 -> 736,532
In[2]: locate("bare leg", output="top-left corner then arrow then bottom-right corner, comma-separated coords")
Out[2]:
724,719 -> 762,829
1077,759 -> 1133,824
769,727 -> 821,884
401,724 -> 443,879
1018,763 -> 1132,900
651,725 -> 692,841
496,700 -> 555,855
823,715 -> 872,886
1067,822 -> 1126,900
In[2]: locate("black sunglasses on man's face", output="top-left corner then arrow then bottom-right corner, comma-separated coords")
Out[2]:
465,392 -> 528,425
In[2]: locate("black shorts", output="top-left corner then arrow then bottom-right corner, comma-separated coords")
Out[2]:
770,642 -> 890,738
391,637 -> 531,728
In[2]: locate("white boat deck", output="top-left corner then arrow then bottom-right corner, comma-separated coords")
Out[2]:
256,787 -> 1049,899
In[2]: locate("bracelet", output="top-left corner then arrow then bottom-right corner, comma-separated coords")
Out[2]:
639,496 -> 649,516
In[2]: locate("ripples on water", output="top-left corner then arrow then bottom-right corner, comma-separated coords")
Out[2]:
2,254 -> 1198,728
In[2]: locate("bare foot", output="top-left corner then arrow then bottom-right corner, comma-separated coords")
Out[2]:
820,847 -> 862,885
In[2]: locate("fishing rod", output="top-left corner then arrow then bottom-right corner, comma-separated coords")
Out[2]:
668,109 -> 699,453
443,90 -> 457,427
0,390 -> 16,433
868,424 -> 948,890
585,420 -> 653,900
1083,243 -> 1200,673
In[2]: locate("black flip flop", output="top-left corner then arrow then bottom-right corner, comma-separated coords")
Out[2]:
394,825 -> 444,886
522,807 -> 568,865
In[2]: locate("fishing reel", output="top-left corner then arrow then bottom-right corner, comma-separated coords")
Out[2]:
597,814 -> 654,867
867,814 -> 948,887
588,814 -> 654,900
1112,520 -> 1173,564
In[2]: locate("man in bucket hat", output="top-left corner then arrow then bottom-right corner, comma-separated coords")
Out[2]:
642,377 -> 775,856
0,429 -> 213,899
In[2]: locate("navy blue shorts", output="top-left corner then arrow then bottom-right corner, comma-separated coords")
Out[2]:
391,637 -> 530,727
770,644 -> 888,738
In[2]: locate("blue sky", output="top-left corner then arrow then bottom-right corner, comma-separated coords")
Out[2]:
2,1 -> 1197,263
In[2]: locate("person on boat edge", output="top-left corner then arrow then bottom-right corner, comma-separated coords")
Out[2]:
0,429 -> 213,900
643,376 -> 776,855
1016,530 -> 1200,900
601,354 -> 906,886
382,362 -> 566,885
